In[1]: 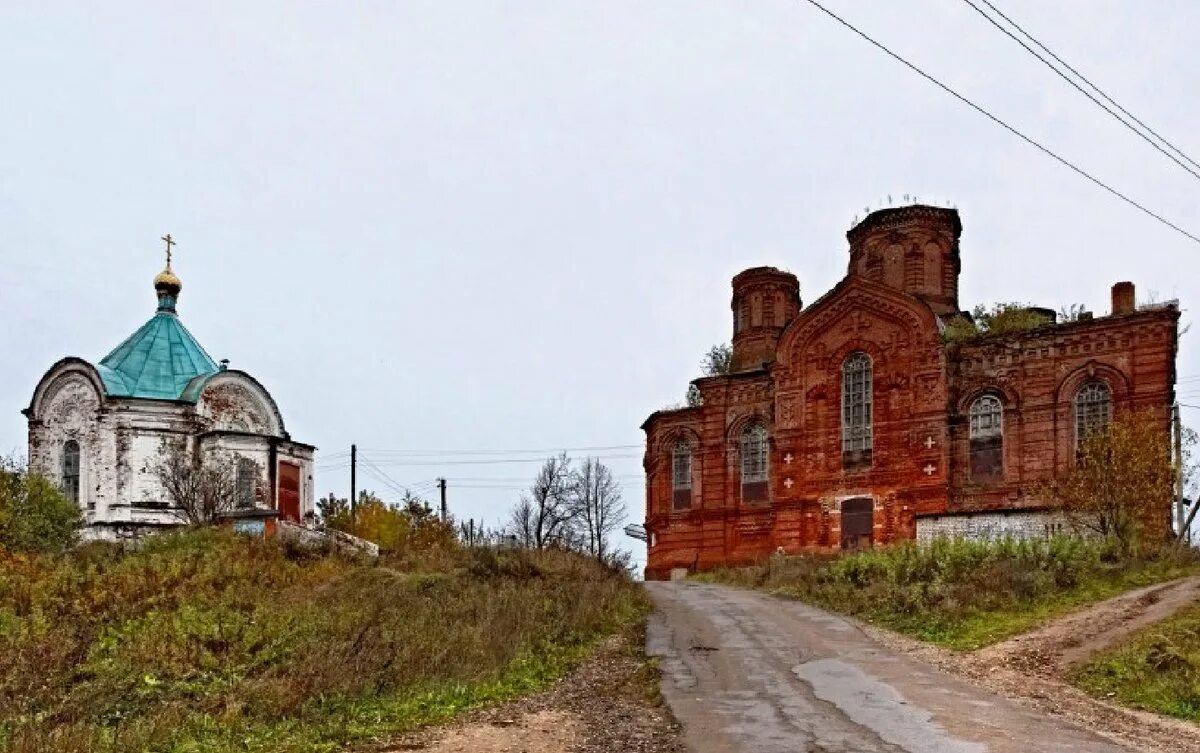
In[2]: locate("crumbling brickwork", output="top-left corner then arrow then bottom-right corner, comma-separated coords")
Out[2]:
642,205 -> 1179,580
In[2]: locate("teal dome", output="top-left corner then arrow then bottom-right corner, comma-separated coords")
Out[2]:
96,267 -> 219,401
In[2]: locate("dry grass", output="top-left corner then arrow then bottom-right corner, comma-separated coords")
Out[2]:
0,530 -> 647,752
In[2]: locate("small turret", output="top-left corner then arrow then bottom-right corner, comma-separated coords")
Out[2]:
730,266 -> 800,372
846,205 -> 962,313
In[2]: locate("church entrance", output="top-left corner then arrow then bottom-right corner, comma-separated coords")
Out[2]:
840,498 -> 873,549
277,461 -> 301,523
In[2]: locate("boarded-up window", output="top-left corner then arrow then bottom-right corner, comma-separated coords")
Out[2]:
841,498 -> 873,549
969,394 -> 1003,483
741,423 -> 768,503
672,440 -> 692,510
61,440 -> 80,506
842,352 -> 873,468
1075,381 -> 1111,450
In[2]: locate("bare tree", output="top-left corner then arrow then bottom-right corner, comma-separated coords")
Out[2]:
508,452 -> 575,550
153,440 -> 239,526
570,457 -> 626,562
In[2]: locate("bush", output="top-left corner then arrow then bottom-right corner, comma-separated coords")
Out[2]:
0,457 -> 81,554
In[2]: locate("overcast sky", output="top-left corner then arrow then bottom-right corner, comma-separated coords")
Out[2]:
3,1 -> 1198,562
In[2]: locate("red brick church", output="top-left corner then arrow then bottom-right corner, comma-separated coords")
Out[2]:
641,204 -> 1178,580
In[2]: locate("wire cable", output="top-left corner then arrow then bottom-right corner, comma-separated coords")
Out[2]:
960,0 -> 1200,182
968,0 -> 1200,173
799,0 -> 1200,246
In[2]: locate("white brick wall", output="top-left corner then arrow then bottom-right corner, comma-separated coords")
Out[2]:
916,510 -> 1069,543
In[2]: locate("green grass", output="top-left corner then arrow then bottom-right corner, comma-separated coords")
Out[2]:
0,530 -> 648,752
697,537 -> 1200,650
1072,600 -> 1200,722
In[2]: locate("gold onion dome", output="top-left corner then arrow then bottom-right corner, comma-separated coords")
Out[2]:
154,265 -> 182,292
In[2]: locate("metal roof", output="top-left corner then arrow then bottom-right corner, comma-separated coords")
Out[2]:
97,298 -> 219,401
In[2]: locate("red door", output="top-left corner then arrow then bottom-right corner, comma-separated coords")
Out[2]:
278,462 -> 301,523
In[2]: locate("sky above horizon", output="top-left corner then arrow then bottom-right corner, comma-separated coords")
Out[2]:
3,1 -> 1199,560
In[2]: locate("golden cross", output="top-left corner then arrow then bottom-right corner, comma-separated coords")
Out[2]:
161,233 -> 176,268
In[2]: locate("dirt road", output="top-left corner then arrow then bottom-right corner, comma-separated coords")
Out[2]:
646,581 -> 1131,753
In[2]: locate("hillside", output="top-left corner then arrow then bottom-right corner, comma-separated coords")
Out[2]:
0,530 -> 647,752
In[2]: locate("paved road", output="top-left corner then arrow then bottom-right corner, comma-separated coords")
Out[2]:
646,582 -> 1130,753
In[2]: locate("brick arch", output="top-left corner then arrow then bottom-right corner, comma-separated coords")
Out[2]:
725,409 -> 771,443
775,281 -> 935,375
955,383 -> 1021,415
1054,360 -> 1131,408
656,426 -> 702,456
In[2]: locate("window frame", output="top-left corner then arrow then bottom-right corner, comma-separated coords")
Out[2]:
841,352 -> 873,467
236,457 -> 257,509
967,394 -> 1004,483
1074,381 -> 1112,450
671,439 -> 693,510
61,440 -> 81,506
740,422 -> 769,503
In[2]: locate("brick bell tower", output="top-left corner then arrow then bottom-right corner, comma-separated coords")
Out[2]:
846,204 -> 962,314
730,266 -> 801,372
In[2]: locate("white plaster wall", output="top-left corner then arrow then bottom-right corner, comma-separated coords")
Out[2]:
28,363 -> 317,535
916,511 -> 1070,543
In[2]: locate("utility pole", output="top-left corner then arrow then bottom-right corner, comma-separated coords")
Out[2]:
438,477 -> 447,522
350,444 -> 357,525
1174,405 -> 1184,537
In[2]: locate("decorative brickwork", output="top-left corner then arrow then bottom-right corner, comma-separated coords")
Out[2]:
641,205 -> 1179,580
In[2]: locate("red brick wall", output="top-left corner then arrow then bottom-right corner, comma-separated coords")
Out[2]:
642,207 -> 1178,580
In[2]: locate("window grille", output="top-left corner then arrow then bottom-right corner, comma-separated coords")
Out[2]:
61,440 -> 80,506
236,458 -> 257,509
968,395 -> 1003,483
741,424 -> 768,482
1075,381 -> 1111,449
842,353 -> 873,465
672,440 -> 692,510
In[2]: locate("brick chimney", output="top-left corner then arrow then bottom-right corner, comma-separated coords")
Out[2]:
1111,281 -> 1135,315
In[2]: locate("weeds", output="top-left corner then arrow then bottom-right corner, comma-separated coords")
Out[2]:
0,530 -> 647,752
1072,600 -> 1200,722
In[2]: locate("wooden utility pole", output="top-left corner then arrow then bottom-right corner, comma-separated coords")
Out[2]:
438,477 -> 447,522
350,444 -> 357,525
1174,405 -> 1184,537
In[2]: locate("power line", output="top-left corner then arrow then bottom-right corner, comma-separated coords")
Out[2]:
362,453 -> 643,467
357,443 -> 642,456
966,0 -> 1200,174
798,0 -> 1200,246
960,0 -> 1200,182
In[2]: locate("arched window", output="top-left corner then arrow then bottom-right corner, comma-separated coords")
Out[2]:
61,440 -> 80,506
741,422 -> 769,502
1075,381 -> 1112,449
671,440 -> 692,510
842,352 -> 873,467
236,457 -> 257,509
968,394 -> 1003,483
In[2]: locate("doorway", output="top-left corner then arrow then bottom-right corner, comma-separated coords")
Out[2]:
277,461 -> 301,523
840,498 -> 873,550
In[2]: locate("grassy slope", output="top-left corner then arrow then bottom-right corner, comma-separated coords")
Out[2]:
1072,600 -> 1200,723
0,531 -> 648,753
697,538 -> 1200,650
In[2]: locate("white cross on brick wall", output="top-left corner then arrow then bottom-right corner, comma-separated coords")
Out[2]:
924,436 -> 936,449
784,478 -> 794,489
923,463 -> 936,476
